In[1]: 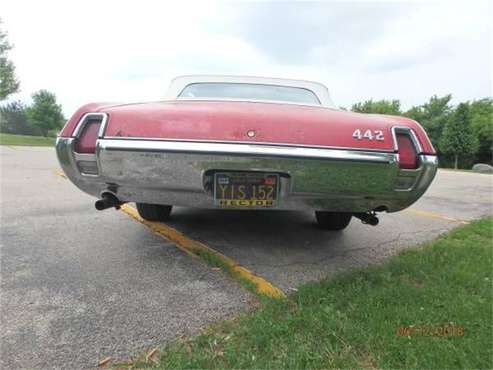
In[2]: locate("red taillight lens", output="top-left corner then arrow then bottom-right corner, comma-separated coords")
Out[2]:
396,133 -> 418,169
74,120 -> 101,153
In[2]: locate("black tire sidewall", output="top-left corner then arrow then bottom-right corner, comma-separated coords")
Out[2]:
136,203 -> 172,221
315,211 -> 352,231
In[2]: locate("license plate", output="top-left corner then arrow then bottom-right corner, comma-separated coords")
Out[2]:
214,172 -> 279,208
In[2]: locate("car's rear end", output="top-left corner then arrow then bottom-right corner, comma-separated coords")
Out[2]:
56,98 -> 437,230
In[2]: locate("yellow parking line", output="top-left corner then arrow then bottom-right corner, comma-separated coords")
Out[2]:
405,208 -> 470,225
53,169 -> 284,298
55,169 -> 67,179
120,204 -> 286,299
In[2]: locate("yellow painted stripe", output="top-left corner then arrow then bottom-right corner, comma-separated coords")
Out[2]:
55,169 -> 67,179
120,204 -> 286,299
405,208 -> 469,225
54,169 -> 285,298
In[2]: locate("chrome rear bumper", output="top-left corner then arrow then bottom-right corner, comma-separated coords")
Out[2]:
56,138 -> 437,213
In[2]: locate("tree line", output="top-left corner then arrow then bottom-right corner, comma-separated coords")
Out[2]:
0,18 -> 491,168
350,97 -> 492,169
0,91 -> 65,137
0,20 -> 64,137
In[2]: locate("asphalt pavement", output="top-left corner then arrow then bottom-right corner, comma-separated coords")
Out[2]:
1,146 -> 491,368
0,147 -> 253,369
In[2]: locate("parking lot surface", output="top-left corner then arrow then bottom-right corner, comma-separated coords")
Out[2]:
1,146 -> 492,368
0,147 -> 253,369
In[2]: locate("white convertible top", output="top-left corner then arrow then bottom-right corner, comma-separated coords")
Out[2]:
165,75 -> 335,107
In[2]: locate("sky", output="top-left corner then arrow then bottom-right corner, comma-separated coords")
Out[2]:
1,0 -> 492,116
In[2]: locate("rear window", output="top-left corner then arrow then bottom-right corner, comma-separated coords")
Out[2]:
178,82 -> 321,105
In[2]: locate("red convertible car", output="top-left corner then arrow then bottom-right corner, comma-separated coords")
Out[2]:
56,75 -> 437,230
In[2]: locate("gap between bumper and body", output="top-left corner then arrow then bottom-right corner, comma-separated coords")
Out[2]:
56,137 -> 438,213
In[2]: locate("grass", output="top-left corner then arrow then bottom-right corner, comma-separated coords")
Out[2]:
0,133 -> 55,146
127,217 -> 493,369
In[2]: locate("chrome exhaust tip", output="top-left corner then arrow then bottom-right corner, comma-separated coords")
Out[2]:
353,212 -> 379,226
95,192 -> 122,211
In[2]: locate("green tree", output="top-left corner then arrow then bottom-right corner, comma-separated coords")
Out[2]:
469,98 -> 493,164
0,19 -> 19,100
439,103 -> 478,169
0,100 -> 39,135
404,95 -> 452,151
26,90 -> 64,136
351,99 -> 401,115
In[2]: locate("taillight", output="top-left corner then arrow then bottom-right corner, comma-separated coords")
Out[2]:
74,120 -> 101,153
396,133 -> 418,169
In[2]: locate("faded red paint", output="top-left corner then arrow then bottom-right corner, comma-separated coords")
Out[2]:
60,100 -> 435,154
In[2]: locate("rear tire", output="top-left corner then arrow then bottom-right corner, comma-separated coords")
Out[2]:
136,203 -> 172,221
315,211 -> 352,231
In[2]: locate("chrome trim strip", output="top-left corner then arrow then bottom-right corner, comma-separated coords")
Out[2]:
72,112 -> 109,139
74,153 -> 96,162
102,136 -> 397,154
98,139 -> 397,164
391,126 -> 423,154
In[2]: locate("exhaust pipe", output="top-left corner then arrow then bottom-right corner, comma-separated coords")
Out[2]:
95,193 -> 122,211
353,212 -> 379,226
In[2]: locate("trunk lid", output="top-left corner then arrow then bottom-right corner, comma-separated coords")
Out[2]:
102,100 -> 396,151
